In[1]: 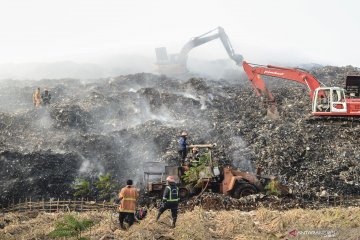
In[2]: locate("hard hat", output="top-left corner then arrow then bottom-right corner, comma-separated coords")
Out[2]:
180,131 -> 188,136
166,176 -> 175,182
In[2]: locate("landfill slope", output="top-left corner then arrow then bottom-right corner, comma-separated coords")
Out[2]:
0,66 -> 360,206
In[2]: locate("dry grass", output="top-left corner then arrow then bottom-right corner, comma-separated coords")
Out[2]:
1,207 -> 359,240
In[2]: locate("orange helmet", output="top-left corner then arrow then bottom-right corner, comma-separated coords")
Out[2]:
166,176 -> 175,182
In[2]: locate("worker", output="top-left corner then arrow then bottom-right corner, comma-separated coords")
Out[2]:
178,131 -> 188,164
32,87 -> 42,108
156,176 -> 179,228
189,147 -> 200,164
41,89 -> 51,106
118,179 -> 139,230
317,95 -> 329,112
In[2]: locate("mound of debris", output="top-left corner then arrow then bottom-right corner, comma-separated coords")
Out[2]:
0,150 -> 81,202
181,192 -> 360,211
182,192 -> 300,211
0,66 -> 359,206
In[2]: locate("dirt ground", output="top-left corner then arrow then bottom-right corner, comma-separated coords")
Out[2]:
1,206 -> 359,240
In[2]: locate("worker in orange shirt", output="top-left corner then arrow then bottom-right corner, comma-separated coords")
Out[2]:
118,179 -> 139,229
32,87 -> 42,108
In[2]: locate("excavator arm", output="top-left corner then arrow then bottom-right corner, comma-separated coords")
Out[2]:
156,27 -> 243,76
218,27 -> 243,65
177,27 -> 243,66
243,61 -> 322,98
242,61 -> 322,115
177,29 -> 220,66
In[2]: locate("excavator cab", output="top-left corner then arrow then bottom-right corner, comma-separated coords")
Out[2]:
155,47 -> 188,76
312,87 -> 347,115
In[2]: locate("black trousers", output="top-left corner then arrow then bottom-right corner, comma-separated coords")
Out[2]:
178,149 -> 187,162
157,204 -> 178,225
119,212 -> 135,228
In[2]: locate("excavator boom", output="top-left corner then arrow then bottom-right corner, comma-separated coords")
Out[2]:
156,27 -> 243,76
242,61 -> 321,102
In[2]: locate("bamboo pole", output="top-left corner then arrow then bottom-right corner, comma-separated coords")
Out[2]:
3,198 -> 122,213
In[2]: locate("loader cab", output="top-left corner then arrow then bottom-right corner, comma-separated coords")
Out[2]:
312,87 -> 347,114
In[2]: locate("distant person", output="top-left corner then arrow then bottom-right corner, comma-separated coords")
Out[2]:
32,87 -> 42,108
118,179 -> 139,230
178,131 -> 188,164
41,89 -> 51,106
156,176 -> 179,228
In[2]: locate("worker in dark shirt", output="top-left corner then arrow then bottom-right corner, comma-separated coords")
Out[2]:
178,131 -> 188,164
156,176 -> 179,228
41,89 -> 51,106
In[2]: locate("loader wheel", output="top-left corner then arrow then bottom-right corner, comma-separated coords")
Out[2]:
232,183 -> 257,199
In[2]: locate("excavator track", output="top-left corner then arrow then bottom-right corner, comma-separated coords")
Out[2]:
304,115 -> 360,127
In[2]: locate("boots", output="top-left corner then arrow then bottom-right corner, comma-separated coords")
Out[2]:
171,218 -> 176,228
120,223 -> 126,230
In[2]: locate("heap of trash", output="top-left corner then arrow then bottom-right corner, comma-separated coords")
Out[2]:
0,65 -> 360,206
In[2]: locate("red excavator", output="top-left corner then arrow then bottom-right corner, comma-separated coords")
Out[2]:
242,61 -> 360,118
155,27 -> 243,76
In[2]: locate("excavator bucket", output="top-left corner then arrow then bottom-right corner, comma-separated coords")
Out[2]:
266,105 -> 280,119
267,108 -> 280,119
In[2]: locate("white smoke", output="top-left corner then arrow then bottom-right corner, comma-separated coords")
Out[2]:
230,136 -> 255,172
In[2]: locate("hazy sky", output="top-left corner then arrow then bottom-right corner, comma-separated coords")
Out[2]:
0,0 -> 359,66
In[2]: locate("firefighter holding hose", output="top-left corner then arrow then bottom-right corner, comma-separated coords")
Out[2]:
118,179 -> 139,229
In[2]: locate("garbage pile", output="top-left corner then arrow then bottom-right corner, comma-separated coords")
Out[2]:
0,65 -> 359,206
182,192 -> 360,211
182,192 -> 301,211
